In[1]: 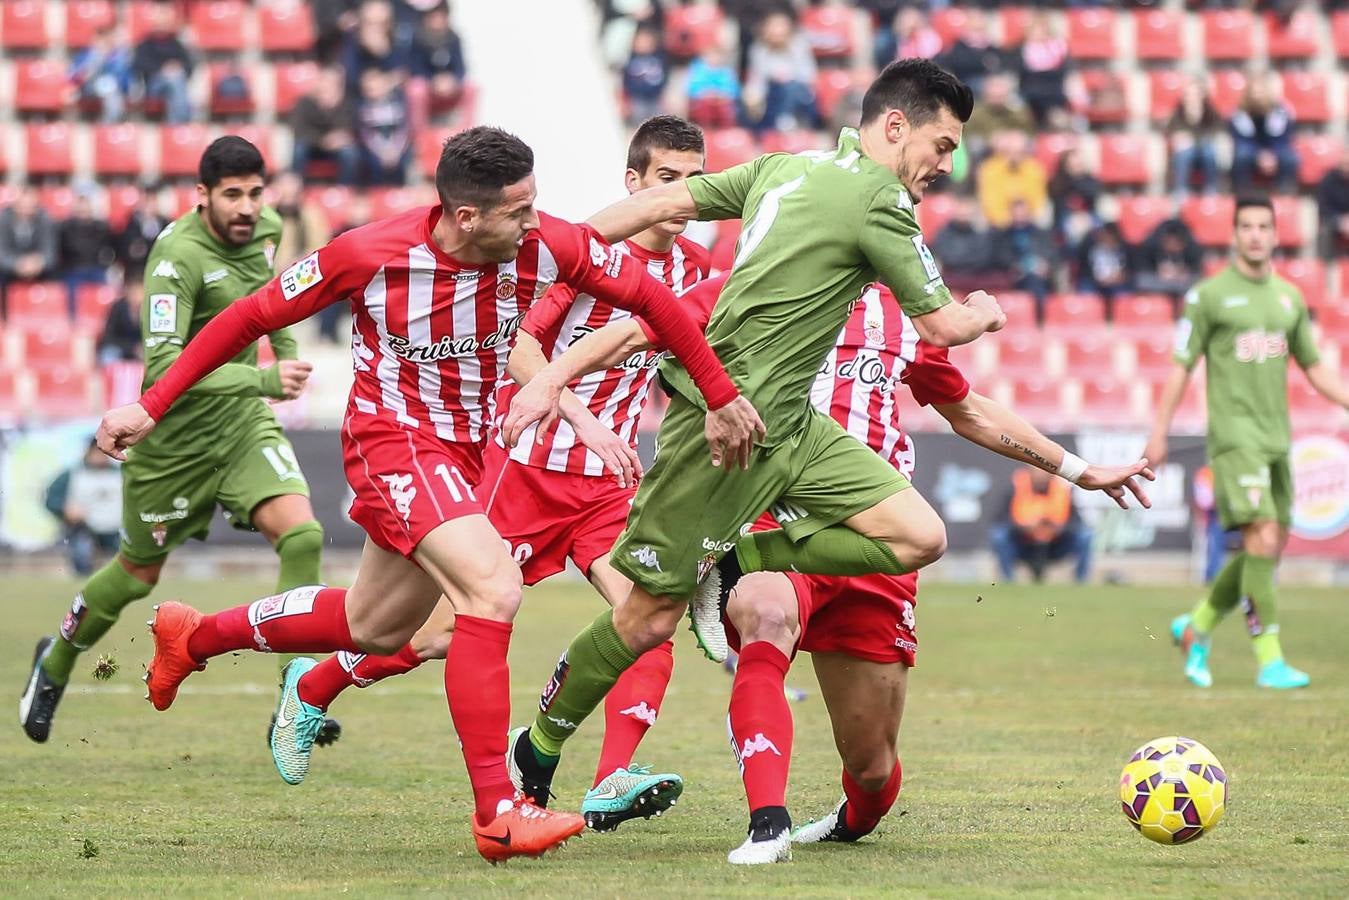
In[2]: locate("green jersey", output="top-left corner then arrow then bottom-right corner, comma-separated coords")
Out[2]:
139,206 -> 296,455
1174,264 -> 1320,457
664,127 -> 952,445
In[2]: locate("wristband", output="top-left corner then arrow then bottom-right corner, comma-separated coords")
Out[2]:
1058,451 -> 1088,484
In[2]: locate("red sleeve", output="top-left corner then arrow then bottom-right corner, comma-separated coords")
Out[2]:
678,236 -> 713,282
541,213 -> 738,410
637,271 -> 726,346
139,227 -> 376,421
903,341 -> 971,407
520,282 -> 578,347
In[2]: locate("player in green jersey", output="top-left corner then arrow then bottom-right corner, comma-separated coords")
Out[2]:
1146,194 -> 1349,690
20,138 -> 336,743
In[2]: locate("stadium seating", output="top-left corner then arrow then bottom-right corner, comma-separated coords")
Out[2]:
1006,376 -> 1068,430
1044,293 -> 1106,331
15,60 -> 68,116
916,192 -> 956,239
106,183 -> 141,230
1280,72 -> 1330,126
1295,135 -> 1342,188
25,123 -> 75,177
705,128 -> 757,173
274,62 -> 319,116
663,5 -> 723,60
126,0 -> 162,43
1271,196 -> 1305,250
1117,195 -> 1175,245
7,282 -> 68,331
34,367 -> 95,419
1265,10 -> 1319,61
1066,9 -> 1116,62
993,332 -> 1050,380
996,292 -> 1038,334
258,3 -> 317,54
1134,9 -> 1185,62
210,65 -> 256,119
93,124 -> 142,178
1202,9 -> 1256,63
1277,258 -> 1326,311
930,8 -> 971,48
1078,376 -> 1135,427
189,0 -> 249,53
160,124 -> 213,178
75,284 -> 118,332
1097,134 -> 1151,188
1113,294 -> 1174,337
1147,70 -> 1187,122
1062,333 -> 1117,380
1335,11 -> 1349,59
999,8 -> 1032,46
1132,331 -> 1179,381
1208,69 -> 1248,118
39,183 -> 76,220
1,0 -> 49,51
65,1 -> 117,49
800,5 -> 854,60
1182,195 -> 1237,247
1317,301 -> 1349,339
23,327 -> 75,372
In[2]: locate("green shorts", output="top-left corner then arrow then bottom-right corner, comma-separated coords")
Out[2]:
1210,447 -> 1292,530
611,393 -> 910,599
119,415 -> 310,564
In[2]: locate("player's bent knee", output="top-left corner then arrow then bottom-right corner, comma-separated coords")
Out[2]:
458,567 -> 524,621
118,554 -> 163,586
726,576 -> 799,652
844,751 -> 900,794
613,592 -> 683,654
350,621 -> 416,656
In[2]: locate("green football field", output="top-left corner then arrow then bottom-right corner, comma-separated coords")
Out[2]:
3,573 -> 1347,898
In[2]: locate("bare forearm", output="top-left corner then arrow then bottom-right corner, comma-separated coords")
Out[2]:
912,302 -> 999,348
942,392 -> 1069,475
1150,364 -> 1191,437
1305,362 -> 1349,409
586,182 -> 698,244
534,320 -> 651,386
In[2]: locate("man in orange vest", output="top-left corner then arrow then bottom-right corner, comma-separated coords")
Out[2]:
989,465 -> 1092,582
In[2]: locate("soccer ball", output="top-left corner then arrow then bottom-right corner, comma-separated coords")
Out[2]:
1119,736 -> 1227,845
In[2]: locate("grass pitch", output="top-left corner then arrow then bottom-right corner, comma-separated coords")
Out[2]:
3,572 -> 1347,898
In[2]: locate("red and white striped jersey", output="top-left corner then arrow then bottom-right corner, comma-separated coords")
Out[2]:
140,207 -> 737,444
507,236 -> 711,475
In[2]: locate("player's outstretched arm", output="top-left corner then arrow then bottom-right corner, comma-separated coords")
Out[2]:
935,391 -> 1155,509
587,182 -> 700,244
1143,363 -> 1192,467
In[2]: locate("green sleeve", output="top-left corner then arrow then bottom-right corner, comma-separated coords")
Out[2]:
859,184 -> 952,318
685,157 -> 767,220
1173,285 -> 1210,370
266,325 -> 299,361
141,248 -> 284,400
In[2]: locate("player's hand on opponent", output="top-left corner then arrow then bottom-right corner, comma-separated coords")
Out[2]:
1078,459 -> 1157,510
273,360 -> 315,399
705,395 -> 767,470
96,402 -> 156,461
571,412 -> 643,488
963,290 -> 1006,334
502,372 -> 564,449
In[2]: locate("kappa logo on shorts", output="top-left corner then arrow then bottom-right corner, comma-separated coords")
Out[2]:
379,473 -> 417,523
629,545 -> 663,572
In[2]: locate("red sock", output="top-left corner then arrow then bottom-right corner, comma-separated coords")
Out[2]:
445,615 -> 515,824
842,759 -> 902,834
593,640 -> 674,786
187,587 -> 357,662
728,641 -> 793,812
298,643 -> 424,710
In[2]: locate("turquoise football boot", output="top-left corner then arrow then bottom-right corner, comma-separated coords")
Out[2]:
1256,659 -> 1310,690
1171,614 -> 1212,688
270,657 -> 327,785
581,765 -> 683,832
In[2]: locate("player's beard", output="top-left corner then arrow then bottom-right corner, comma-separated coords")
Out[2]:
205,203 -> 256,247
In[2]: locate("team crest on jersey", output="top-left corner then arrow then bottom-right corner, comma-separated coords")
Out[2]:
1280,294 -> 1293,313
263,239 -> 277,271
280,252 -> 323,301
496,272 -> 517,300
151,523 -> 168,547
697,553 -> 717,584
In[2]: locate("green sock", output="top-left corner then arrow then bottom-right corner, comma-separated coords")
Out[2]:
530,609 -> 638,758
272,522 -> 325,671
1239,555 -> 1283,666
42,559 -> 156,686
736,525 -> 905,577
1191,553 -> 1245,635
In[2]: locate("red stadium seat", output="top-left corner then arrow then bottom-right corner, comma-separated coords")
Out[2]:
170,184 -> 200,217
1202,10 -> 1255,62
1280,72 -> 1329,125
1181,195 -> 1236,247
1133,332 -> 1178,380
0,369 -> 19,418
1316,301 -> 1349,339
15,60 -> 68,115
1113,295 -> 1174,335
1062,333 -> 1116,378
0,135 -> 9,177
1117,196 -> 1175,245
273,62 -> 319,117
229,124 -> 273,169
7,282 -> 68,330
1008,376 -> 1067,430
993,333 -> 1049,379
1066,9 -> 1115,61
306,185 -> 353,230
1208,70 -> 1248,118
930,8 -> 971,47
210,65 -> 255,118
24,327 -> 74,371
916,193 -> 957,239
1134,10 -> 1184,62
1288,370 -> 1336,432
1044,293 -> 1105,331
996,291 -> 1037,333
105,184 -> 141,231
258,2 -> 317,54
1,0 -> 49,50
1276,258 -> 1326,311
664,5 -> 723,60
1097,134 -> 1150,187
814,69 -> 853,124
799,5 -> 853,60
189,0 -> 249,53
34,367 -> 94,419
25,123 -> 74,177
1265,10 -> 1318,61
417,130 -> 445,178
93,124 -> 142,177
1033,133 -> 1079,175
710,218 -> 740,274
39,184 -> 76,220
760,130 -> 825,155
1335,12 -> 1349,60
1148,70 -> 1187,122
159,125 -> 213,178
65,1 -> 116,49
1075,70 -> 1130,126
1079,376 -> 1135,427
999,8 -> 1032,47
705,128 -> 758,173
1295,135 -> 1342,188
1271,196 -> 1305,250
369,187 -> 421,221
127,1 -> 162,44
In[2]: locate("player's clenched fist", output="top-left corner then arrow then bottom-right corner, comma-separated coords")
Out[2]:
963,290 -> 1006,334
96,401 -> 156,461
704,395 -> 766,470
273,360 -> 315,400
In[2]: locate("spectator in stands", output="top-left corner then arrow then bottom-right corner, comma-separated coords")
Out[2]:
411,1 -> 467,116
1230,74 -> 1298,193
744,9 -> 820,134
45,439 -> 123,578
1016,11 -> 1069,127
962,73 -> 1033,154
857,0 -> 903,68
0,186 -> 58,306
623,25 -> 669,124
273,172 -> 334,274
1048,147 -> 1101,254
131,2 -> 194,123
319,194 -> 372,342
70,26 -> 132,123
1075,221 -> 1133,307
936,9 -> 1007,94
1133,217 -> 1203,299
315,0 -> 362,63
826,63 -> 875,136
343,0 -> 411,95
977,130 -> 1048,229
97,272 -> 144,365
59,187 -> 117,313
686,43 -> 742,130
291,66 -> 361,185
931,195 -> 999,296
1166,79 -> 1222,197
892,8 -> 942,62
356,69 -> 413,185
115,189 -> 167,277
989,465 -> 1092,585
996,198 -> 1056,310
1315,146 -> 1349,260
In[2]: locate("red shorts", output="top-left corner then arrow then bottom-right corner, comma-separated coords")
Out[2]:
342,417 -> 486,559
480,442 -> 634,585
725,571 -> 919,666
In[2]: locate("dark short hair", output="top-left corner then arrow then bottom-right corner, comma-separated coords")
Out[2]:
1233,192 -> 1274,225
860,59 -> 974,127
627,115 -> 705,175
199,136 -> 266,188
435,126 -> 535,210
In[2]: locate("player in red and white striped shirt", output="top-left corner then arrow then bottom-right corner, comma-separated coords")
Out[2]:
94,126 -> 763,863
